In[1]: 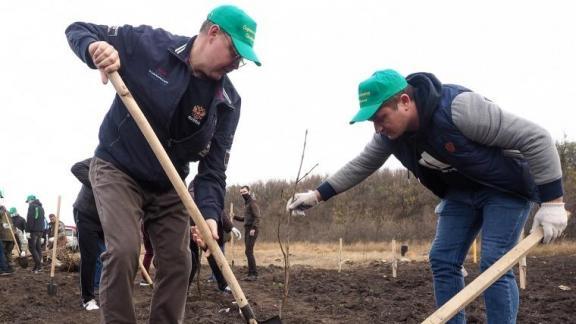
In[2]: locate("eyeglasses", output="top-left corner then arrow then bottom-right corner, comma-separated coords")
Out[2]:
222,31 -> 246,69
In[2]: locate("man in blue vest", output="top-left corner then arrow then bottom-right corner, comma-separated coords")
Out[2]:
65,5 -> 261,323
287,69 -> 567,324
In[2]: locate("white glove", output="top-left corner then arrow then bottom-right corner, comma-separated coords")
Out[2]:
286,190 -> 320,215
231,227 -> 242,240
531,202 -> 568,244
26,232 -> 31,240
48,237 -> 55,243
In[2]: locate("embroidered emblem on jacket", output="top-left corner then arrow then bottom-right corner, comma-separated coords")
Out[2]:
444,142 -> 456,153
188,105 -> 206,125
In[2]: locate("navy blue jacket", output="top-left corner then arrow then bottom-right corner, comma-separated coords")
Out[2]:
318,73 -> 562,203
65,23 -> 242,220
382,73 -> 540,201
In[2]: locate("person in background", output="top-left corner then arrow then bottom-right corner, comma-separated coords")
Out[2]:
0,235 -> 14,276
190,209 -> 241,292
72,158 -> 105,311
287,69 -> 568,324
0,206 -> 16,266
25,195 -> 45,273
48,213 -> 67,249
9,207 -> 27,253
139,222 -> 154,287
234,185 -> 261,281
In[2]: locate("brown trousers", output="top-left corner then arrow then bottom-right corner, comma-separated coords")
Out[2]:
90,158 -> 191,324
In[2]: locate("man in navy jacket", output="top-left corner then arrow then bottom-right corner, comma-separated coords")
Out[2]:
65,5 -> 261,323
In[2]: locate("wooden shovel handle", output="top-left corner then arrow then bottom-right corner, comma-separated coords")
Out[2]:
49,196 -> 62,278
108,72 -> 258,324
2,211 -> 21,255
139,259 -> 153,286
421,227 -> 544,324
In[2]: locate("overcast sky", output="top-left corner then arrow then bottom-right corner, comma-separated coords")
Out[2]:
1,0 -> 574,225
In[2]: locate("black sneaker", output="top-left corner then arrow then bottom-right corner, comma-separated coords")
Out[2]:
218,285 -> 232,293
0,268 -> 14,276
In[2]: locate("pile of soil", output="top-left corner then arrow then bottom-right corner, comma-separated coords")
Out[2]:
0,254 -> 574,323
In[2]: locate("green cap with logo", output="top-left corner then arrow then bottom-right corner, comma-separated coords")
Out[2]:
9,207 -> 17,215
208,5 -> 261,66
350,69 -> 407,124
25,194 -> 36,203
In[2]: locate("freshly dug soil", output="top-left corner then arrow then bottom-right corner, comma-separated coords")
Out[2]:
0,254 -> 574,323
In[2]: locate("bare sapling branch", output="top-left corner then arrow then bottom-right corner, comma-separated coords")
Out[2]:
277,129 -> 317,318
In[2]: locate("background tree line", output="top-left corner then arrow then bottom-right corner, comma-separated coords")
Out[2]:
225,139 -> 576,243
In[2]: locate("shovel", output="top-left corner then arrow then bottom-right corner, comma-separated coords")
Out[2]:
3,211 -> 28,268
108,72 -> 281,324
139,258 -> 154,288
47,196 -> 62,296
421,227 -> 544,324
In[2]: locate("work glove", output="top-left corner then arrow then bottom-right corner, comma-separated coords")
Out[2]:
231,227 -> 241,240
26,232 -> 31,240
286,190 -> 320,215
48,237 -> 55,243
531,202 -> 568,244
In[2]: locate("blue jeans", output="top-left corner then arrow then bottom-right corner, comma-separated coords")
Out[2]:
0,242 -> 9,271
429,188 -> 531,324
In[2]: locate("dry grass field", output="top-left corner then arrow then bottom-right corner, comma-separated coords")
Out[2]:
221,238 -> 576,270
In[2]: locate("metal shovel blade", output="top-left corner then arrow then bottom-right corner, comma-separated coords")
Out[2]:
47,279 -> 58,296
17,256 -> 28,269
240,305 -> 282,324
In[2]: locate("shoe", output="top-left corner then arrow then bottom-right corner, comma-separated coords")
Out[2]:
83,299 -> 100,311
0,268 -> 14,276
243,275 -> 258,281
207,275 -> 216,283
218,285 -> 232,293
139,280 -> 151,287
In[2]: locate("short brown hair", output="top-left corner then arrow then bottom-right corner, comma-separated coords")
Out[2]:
199,20 -> 215,33
382,85 -> 414,110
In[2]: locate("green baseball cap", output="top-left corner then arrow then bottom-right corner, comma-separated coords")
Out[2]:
208,5 -> 261,66
350,69 -> 407,124
25,194 -> 36,203
9,207 -> 16,215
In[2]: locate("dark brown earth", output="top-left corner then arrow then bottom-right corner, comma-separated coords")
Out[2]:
1,254 -> 575,323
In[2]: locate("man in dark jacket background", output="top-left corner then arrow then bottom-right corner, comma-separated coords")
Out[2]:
0,206 -> 16,265
234,185 -> 261,280
65,5 -> 261,322
25,195 -> 45,273
71,158 -> 104,311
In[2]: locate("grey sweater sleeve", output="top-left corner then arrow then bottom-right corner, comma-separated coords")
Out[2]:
451,92 -> 562,187
319,133 -> 392,199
